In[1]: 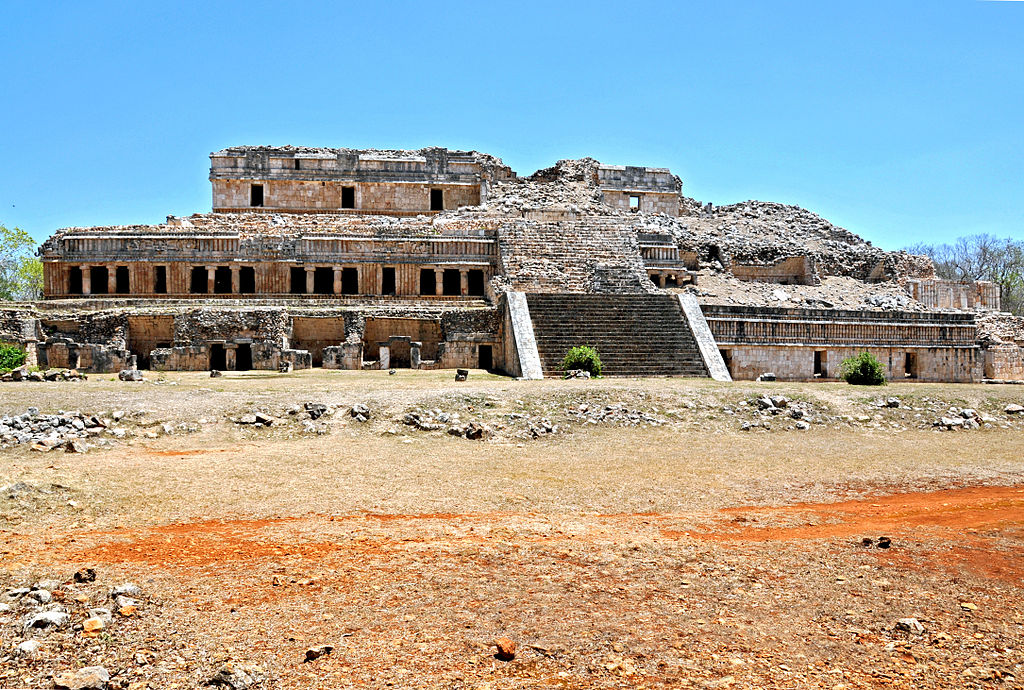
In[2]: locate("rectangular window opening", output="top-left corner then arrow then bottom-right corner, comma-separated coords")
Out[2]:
629,195 -> 641,213
190,267 -> 207,294
442,269 -> 460,296
213,266 -> 232,294
313,267 -> 334,295
419,268 -> 436,296
341,267 -> 359,295
90,266 -> 109,295
430,188 -> 444,211
341,186 -> 355,209
239,266 -> 256,294
381,267 -> 396,295
290,267 -> 306,294
154,266 -> 167,294
114,266 -> 130,294
250,184 -> 264,207
68,267 -> 83,295
467,269 -> 485,296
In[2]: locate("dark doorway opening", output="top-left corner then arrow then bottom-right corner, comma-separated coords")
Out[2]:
479,344 -> 493,370
236,343 -> 252,371
154,266 -> 167,294
294,159 -> 301,170
341,267 -> 359,294
390,339 -> 411,368
381,267 -> 396,295
90,266 -> 109,295
209,344 -> 226,371
467,269 -> 485,296
419,268 -> 436,295
115,266 -> 130,294
442,269 -> 460,296
813,350 -> 826,378
290,267 -> 306,294
905,352 -> 918,379
250,184 -> 264,207
214,266 -> 232,294
430,188 -> 443,211
68,267 -> 83,295
313,267 -> 333,295
239,266 -> 256,294
190,267 -> 207,294
341,186 -> 355,209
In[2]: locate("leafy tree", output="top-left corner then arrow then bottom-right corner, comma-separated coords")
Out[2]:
0,224 -> 43,301
838,352 -> 887,386
906,234 -> 1024,315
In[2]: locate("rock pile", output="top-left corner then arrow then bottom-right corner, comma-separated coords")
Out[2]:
566,403 -> 665,427
0,409 -> 123,452
2,367 -> 87,383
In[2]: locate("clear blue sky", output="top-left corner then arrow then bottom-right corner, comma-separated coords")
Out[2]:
2,1 -> 1021,250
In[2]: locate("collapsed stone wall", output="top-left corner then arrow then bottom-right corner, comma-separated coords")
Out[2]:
173,309 -> 289,345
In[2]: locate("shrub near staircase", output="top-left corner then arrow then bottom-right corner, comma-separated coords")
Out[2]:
561,345 -> 603,378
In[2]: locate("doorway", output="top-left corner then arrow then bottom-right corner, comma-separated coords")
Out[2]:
389,339 -> 411,368
236,343 -> 252,371
479,344 -> 493,370
209,344 -> 226,370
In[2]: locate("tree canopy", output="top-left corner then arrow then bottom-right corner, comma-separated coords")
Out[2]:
0,224 -> 43,301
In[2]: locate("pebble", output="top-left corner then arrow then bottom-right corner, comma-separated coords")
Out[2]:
494,636 -> 517,660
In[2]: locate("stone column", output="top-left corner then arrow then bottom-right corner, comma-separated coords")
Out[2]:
231,266 -> 240,294
305,267 -> 315,295
107,265 -> 117,294
460,270 -> 468,296
410,341 -> 422,369
82,266 -> 91,296
378,343 -> 390,370
225,344 -> 237,371
332,266 -> 342,295
206,266 -> 216,294
434,268 -> 444,296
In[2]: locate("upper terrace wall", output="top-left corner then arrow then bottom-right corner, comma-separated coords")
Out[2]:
905,278 -> 1001,311
597,165 -> 681,216
210,147 -> 514,215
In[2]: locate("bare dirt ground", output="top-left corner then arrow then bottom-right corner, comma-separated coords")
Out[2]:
0,371 -> 1022,689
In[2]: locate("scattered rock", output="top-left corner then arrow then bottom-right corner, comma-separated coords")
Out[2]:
564,369 -> 591,379
494,636 -> 516,661
877,536 -> 892,549
304,402 -> 328,420
206,663 -> 265,689
210,369 -> 222,378
350,403 -> 370,422
118,369 -> 143,382
304,644 -> 334,662
15,639 -> 41,657
74,567 -> 97,583
455,368 -> 469,381
464,422 -> 492,440
896,618 -> 925,634
82,616 -> 105,634
23,609 -> 70,631
1005,403 -> 1024,415
54,666 -> 110,690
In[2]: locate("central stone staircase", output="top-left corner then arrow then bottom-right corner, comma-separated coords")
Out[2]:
525,294 -> 709,377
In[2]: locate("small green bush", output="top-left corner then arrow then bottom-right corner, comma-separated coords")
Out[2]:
561,345 -> 602,377
839,351 -> 887,386
0,342 -> 27,373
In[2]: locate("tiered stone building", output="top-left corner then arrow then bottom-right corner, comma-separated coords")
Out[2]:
2,145 -> 1012,382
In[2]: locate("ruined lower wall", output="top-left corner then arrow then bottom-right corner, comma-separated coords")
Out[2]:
704,305 -> 980,382
984,344 -> 1024,381
732,256 -> 817,286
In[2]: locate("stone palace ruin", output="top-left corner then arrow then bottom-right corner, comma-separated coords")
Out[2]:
2,145 -> 1021,382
